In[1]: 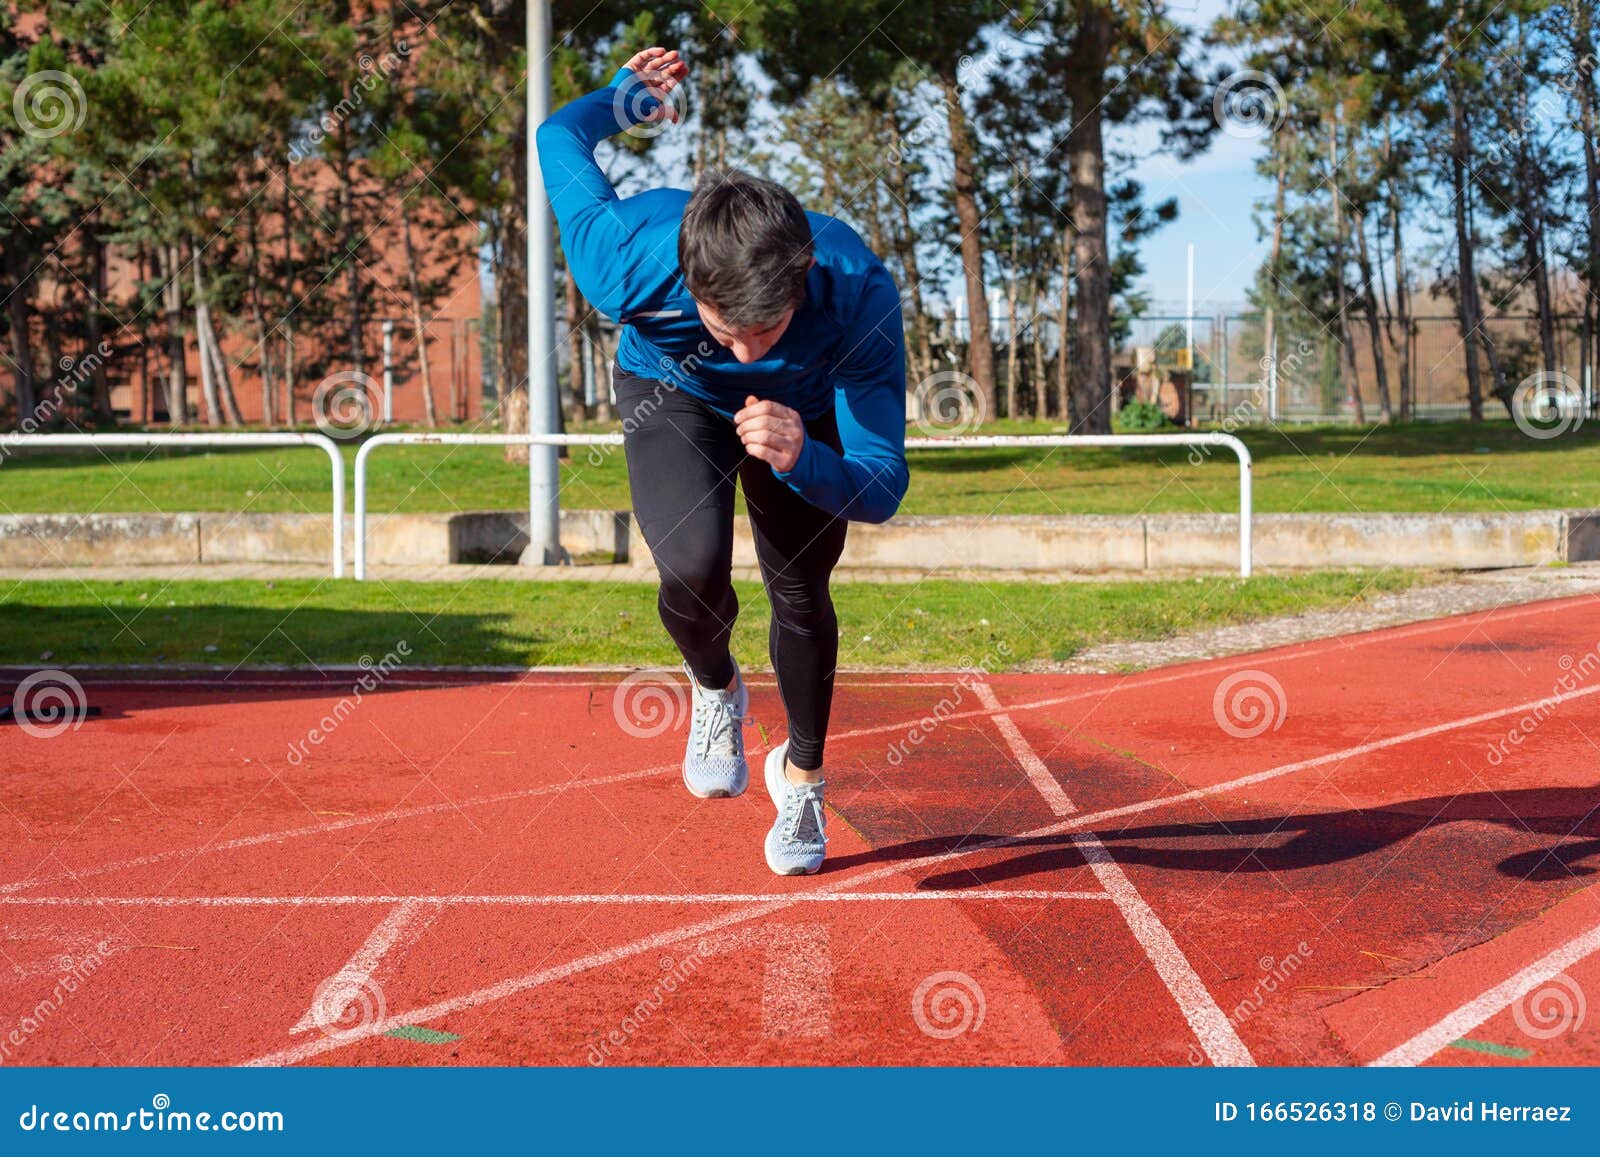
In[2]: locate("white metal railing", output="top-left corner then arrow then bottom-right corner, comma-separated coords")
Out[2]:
6,433 -> 347,578
353,431 -> 1253,580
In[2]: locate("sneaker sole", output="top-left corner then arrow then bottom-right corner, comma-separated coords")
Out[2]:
764,850 -> 821,876
683,765 -> 747,800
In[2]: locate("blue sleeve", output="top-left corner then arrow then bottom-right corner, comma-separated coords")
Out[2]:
534,69 -> 666,320
774,263 -> 909,523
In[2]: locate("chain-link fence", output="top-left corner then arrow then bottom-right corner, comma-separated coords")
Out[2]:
1117,313 -> 1598,425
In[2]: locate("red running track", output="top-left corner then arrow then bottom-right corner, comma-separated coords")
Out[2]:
1,593 -> 1598,1067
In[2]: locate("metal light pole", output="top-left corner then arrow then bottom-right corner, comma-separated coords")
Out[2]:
524,0 -> 562,564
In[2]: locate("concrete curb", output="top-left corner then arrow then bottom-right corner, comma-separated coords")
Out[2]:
2,508 -> 1597,573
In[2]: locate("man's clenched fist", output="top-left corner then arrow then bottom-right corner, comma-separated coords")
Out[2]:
735,395 -> 805,473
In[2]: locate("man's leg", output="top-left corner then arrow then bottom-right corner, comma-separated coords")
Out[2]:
616,368 -> 752,799
738,413 -> 848,778
615,369 -> 742,687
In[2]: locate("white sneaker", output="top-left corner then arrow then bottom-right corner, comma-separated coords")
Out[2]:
762,741 -> 827,876
682,661 -> 749,799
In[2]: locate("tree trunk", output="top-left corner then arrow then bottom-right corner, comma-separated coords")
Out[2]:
498,119 -> 531,463
1383,121 -> 1414,420
941,74 -> 996,416
1329,118 -> 1366,423
158,243 -> 188,424
1576,6 -> 1600,385
137,248 -> 155,424
337,103 -> 364,375
1004,232 -> 1020,420
399,195 -> 438,426
245,197 -> 275,425
1030,280 -> 1047,419
563,262 -> 587,421
1064,11 -> 1114,433
1056,228 -> 1071,419
1509,55 -> 1557,374
885,110 -> 932,389
191,238 -> 243,426
1353,208 -> 1392,423
280,162 -> 299,424
6,244 -> 38,421
1264,136 -> 1287,411
86,233 -> 112,421
1449,79 -> 1486,421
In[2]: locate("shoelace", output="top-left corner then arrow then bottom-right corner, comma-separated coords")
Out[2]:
693,690 -> 744,759
785,791 -> 827,846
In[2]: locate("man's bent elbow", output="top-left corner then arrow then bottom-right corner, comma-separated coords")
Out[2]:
855,466 -> 909,525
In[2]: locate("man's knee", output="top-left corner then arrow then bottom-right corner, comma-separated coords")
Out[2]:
657,552 -> 732,618
767,580 -> 835,634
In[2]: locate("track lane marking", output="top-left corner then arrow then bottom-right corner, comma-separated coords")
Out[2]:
976,685 -> 1253,1067
13,597 -> 1597,898
0,890 -> 1111,907
974,683 -> 1076,815
237,658 -> 1580,1069
1370,918 -> 1600,1067
290,900 -> 423,1035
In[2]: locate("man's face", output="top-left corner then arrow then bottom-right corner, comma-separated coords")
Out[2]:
695,300 -> 795,364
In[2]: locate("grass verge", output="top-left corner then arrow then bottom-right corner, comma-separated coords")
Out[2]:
0,570 -> 1432,670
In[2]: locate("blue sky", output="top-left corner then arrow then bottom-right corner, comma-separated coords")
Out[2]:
587,0 -> 1268,315
1118,0 -> 1267,312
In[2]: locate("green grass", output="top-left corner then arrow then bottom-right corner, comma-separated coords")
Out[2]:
2,419 -> 1596,517
0,570 -> 1429,670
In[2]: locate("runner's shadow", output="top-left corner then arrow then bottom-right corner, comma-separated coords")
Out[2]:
829,787 -> 1600,885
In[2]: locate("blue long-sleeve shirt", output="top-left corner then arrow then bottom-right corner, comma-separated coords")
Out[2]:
534,69 -> 909,524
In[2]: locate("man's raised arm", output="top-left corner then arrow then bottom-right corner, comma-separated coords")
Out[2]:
533,47 -> 686,318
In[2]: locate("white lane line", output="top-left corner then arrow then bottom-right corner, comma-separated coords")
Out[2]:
979,706 -> 1253,1067
1073,835 -> 1253,1066
0,763 -> 675,897
1063,679 -> 1600,835
1369,919 -> 1600,1067
62,675 -> 960,691
16,605 -> 1596,900
973,683 -> 1077,815
0,890 -> 1112,907
290,900 -> 423,1035
241,828 -> 1137,1065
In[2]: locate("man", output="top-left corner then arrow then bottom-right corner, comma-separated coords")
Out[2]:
536,47 -> 908,875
